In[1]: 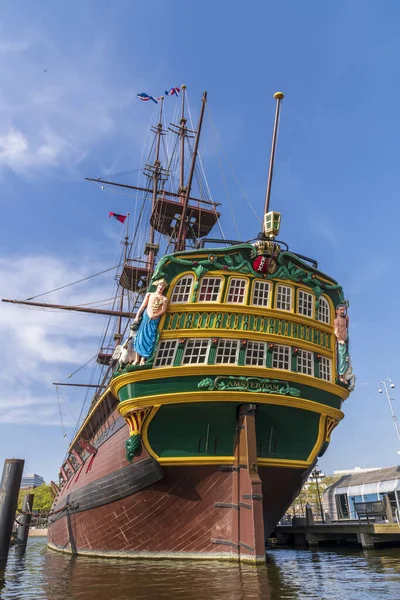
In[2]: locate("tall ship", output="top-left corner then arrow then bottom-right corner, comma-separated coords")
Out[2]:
3,89 -> 355,563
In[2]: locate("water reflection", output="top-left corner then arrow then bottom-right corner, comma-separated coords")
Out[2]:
1,539 -> 400,600
42,549 -> 275,600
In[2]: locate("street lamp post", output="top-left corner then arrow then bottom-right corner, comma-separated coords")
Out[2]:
311,467 -> 325,523
378,378 -> 400,453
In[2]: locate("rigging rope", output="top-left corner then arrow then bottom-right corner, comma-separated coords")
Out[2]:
206,105 -> 262,225
56,386 -> 67,438
94,168 -> 143,180
186,93 -> 226,241
25,263 -> 123,301
75,294 -> 124,308
205,127 -> 241,240
66,353 -> 98,380
58,106 -> 165,455
57,387 -> 79,423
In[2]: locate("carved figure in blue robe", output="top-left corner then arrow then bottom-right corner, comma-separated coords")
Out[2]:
133,279 -> 169,366
334,305 -> 350,383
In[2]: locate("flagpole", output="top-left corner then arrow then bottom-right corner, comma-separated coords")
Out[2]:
263,92 -> 284,227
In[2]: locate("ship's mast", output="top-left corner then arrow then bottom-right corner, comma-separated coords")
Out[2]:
179,85 -> 187,192
115,212 -> 130,342
86,88 -> 217,255
175,91 -> 207,252
168,85 -> 189,248
144,97 -> 167,273
2,90 -> 216,321
262,92 -> 284,239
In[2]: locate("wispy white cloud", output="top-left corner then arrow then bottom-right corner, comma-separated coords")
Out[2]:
346,255 -> 390,296
0,25 -> 141,177
308,213 -> 341,250
0,39 -> 32,55
0,252 -> 118,425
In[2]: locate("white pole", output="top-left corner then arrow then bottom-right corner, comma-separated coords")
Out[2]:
378,378 -> 400,449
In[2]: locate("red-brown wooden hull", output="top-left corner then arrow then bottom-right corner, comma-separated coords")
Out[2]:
48,410 -> 309,562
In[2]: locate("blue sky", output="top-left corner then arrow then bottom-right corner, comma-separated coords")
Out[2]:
1,0 -> 400,482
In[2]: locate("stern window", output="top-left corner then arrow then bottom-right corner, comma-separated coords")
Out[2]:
317,296 -> 330,324
226,278 -> 247,304
276,285 -> 292,311
182,339 -> 210,364
154,340 -> 178,367
244,341 -> 265,366
198,277 -> 222,302
298,290 -> 313,318
171,275 -> 194,303
272,344 -> 290,370
252,281 -> 271,307
297,349 -> 314,376
215,339 -> 239,364
319,356 -> 331,382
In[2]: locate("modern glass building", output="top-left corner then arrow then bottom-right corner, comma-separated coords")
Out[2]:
21,473 -> 45,488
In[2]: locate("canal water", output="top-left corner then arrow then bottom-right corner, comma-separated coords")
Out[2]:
0,539 -> 399,599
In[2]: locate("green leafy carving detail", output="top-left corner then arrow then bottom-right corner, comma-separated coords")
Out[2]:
126,434 -> 141,462
198,376 -> 301,397
270,254 -> 344,303
150,245 -> 344,306
151,249 -> 256,301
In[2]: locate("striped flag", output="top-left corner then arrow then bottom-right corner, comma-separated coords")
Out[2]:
165,87 -> 181,97
137,92 -> 158,104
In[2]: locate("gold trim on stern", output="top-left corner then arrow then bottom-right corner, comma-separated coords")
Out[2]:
118,390 -> 344,420
111,365 -> 349,401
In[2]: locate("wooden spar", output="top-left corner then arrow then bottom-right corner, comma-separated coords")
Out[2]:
53,383 -> 103,388
175,91 -> 207,252
85,178 -> 221,207
263,92 -> 284,221
2,298 -> 133,318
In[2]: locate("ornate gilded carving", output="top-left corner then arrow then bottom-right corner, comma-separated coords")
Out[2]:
198,376 -> 301,397
151,244 -> 257,285
126,434 -> 142,462
254,240 -> 281,258
124,408 -> 151,463
272,257 -> 344,304
325,416 -> 339,442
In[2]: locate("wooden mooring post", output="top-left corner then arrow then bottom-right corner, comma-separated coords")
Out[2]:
16,493 -> 34,548
0,459 -> 24,563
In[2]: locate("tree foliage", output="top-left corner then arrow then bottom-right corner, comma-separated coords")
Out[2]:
17,484 -> 54,513
289,476 -> 337,518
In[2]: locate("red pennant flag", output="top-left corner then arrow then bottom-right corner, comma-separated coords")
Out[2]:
109,212 -> 127,224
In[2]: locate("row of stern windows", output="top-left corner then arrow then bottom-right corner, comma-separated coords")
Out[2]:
154,338 -> 332,382
170,275 -> 331,324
